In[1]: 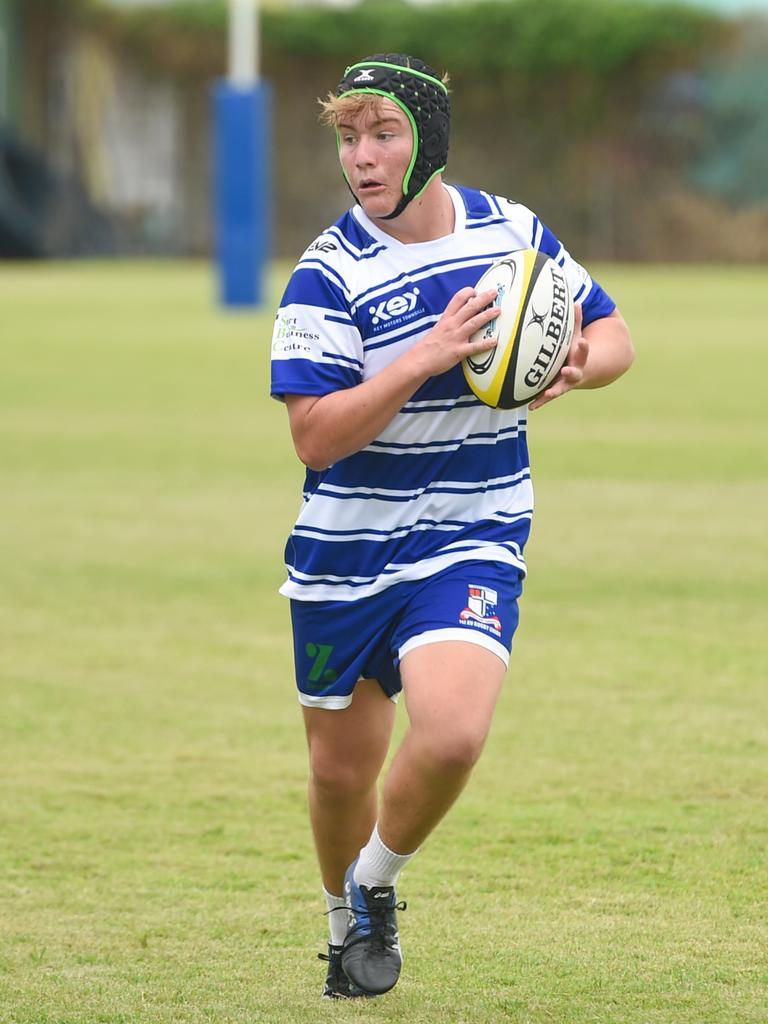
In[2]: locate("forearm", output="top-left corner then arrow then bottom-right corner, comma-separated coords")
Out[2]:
289,348 -> 432,471
578,310 -> 635,390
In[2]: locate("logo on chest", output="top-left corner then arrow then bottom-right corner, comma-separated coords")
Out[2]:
368,286 -> 424,329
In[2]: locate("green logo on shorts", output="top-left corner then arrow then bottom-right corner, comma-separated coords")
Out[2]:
305,642 -> 338,686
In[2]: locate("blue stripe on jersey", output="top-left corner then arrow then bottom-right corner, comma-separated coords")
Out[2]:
488,192 -> 504,216
454,185 -> 494,220
358,260 -> 511,344
334,210 -> 382,252
326,228 -> 387,262
271,357 -> 360,397
281,264 -> 348,310
351,249 -> 516,314
322,351 -> 363,368
273,185 -> 618,600
287,515 -> 532,583
328,431 -> 529,493
538,223 -> 562,260
581,282 -> 616,326
368,422 -> 522,452
295,258 -> 350,295
364,316 -> 440,353
315,468 -> 532,501
467,217 -> 507,230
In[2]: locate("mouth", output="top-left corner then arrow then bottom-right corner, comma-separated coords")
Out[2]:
357,179 -> 385,194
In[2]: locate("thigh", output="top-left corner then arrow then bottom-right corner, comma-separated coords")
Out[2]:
399,641 -> 506,748
290,594 -> 405,710
302,678 -> 397,785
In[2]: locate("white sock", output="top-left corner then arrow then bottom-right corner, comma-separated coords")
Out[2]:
353,824 -> 417,889
323,887 -> 348,948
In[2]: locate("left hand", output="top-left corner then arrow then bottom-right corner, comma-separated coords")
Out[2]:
529,304 -> 588,411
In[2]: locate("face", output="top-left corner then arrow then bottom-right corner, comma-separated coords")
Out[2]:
337,100 -> 414,221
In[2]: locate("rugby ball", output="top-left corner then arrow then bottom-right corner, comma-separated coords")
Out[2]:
462,250 -> 574,408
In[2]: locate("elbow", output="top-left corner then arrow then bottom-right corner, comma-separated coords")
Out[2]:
294,437 -> 332,473
609,311 -> 635,375
623,334 -> 636,373
624,331 -> 636,372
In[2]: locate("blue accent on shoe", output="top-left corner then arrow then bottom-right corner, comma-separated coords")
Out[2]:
341,858 -> 406,995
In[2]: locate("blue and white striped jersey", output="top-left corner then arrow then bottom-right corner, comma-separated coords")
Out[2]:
271,185 -> 615,602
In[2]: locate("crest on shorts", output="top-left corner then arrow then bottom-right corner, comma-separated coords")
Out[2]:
459,585 -> 502,636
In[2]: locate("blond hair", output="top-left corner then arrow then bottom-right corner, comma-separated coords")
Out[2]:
318,92 -> 389,129
318,72 -> 450,129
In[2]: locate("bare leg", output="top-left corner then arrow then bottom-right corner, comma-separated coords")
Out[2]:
377,641 -> 506,854
302,678 -> 397,895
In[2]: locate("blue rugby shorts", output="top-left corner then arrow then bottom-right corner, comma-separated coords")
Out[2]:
289,559 -> 524,709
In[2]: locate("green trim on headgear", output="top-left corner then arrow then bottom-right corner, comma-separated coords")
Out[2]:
342,60 -> 448,95
335,54 -> 451,219
335,88 -> 418,196
412,165 -> 446,202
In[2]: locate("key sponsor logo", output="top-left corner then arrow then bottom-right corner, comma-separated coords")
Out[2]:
354,69 -> 376,83
368,286 -> 423,329
459,585 -> 502,636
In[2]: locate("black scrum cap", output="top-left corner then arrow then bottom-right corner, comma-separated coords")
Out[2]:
336,54 -> 450,219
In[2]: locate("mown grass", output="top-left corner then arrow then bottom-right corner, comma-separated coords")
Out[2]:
0,260 -> 766,1023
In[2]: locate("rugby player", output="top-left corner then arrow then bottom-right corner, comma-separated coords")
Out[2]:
270,53 -> 634,998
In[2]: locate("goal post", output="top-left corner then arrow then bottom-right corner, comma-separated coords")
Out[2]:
213,0 -> 270,308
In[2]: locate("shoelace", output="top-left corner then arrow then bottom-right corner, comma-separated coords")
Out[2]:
342,899 -> 407,954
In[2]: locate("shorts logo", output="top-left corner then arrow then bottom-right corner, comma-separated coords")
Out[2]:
459,585 -> 502,636
305,642 -> 338,686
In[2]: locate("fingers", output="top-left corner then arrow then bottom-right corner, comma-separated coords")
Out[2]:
528,384 -> 563,411
442,286 -> 477,317
443,286 -> 498,324
529,307 -> 587,410
467,302 -> 502,340
574,303 -> 583,335
566,336 -> 589,369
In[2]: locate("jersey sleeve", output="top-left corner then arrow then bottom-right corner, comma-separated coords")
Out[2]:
270,253 -> 364,400
533,218 -> 616,327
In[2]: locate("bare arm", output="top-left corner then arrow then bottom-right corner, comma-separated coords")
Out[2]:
529,306 -> 635,410
285,286 -> 500,470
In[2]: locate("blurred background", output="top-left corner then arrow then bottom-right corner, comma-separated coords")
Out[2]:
2,7 -> 767,1021
1,0 -> 767,266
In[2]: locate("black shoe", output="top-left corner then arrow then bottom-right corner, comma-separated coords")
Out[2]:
341,859 -> 407,995
319,944 -> 373,1000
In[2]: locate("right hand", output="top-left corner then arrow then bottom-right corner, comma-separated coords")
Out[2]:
410,287 -> 501,377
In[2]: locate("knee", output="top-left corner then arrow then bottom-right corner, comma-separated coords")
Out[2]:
308,748 -> 376,799
417,728 -> 487,777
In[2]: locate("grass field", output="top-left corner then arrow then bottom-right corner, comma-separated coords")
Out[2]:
1,260 -> 766,1024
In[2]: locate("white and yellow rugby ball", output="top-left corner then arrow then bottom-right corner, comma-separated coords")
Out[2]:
463,249 -> 574,409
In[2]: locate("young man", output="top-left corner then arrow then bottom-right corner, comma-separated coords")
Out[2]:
270,54 -> 634,999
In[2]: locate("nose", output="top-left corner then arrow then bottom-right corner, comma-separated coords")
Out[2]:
354,133 -> 376,168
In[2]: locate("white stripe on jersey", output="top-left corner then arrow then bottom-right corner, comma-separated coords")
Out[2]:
272,184 -> 613,602
280,543 -> 527,603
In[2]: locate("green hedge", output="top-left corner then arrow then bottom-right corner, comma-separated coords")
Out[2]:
62,0 -> 726,80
